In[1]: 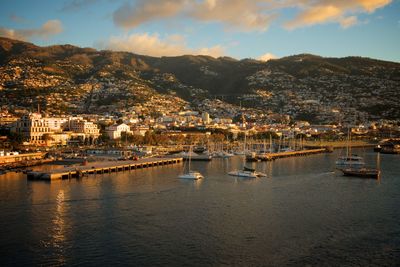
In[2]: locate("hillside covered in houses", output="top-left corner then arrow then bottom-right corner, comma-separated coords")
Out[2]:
0,37 -> 399,124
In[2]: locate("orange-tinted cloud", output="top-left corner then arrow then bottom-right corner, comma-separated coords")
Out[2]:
0,20 -> 63,41
113,0 -> 186,29
112,0 -> 392,31
102,33 -> 225,58
190,0 -> 276,31
285,0 -> 391,29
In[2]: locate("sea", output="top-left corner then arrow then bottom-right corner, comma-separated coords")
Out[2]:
0,148 -> 399,266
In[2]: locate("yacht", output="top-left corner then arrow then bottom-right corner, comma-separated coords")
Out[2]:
178,146 -> 204,180
336,127 -> 365,168
179,170 -> 204,180
228,166 -> 267,178
335,155 -> 365,167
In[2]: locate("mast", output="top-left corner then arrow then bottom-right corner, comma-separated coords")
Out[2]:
346,127 -> 350,157
269,134 -> 272,153
188,145 -> 192,172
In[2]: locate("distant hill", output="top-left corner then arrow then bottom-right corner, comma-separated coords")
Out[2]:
1,37 -> 399,121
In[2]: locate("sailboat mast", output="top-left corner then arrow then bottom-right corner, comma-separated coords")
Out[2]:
188,145 -> 192,171
270,134 -> 272,153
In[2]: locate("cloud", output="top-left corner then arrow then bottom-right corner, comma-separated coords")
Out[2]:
9,14 -> 27,23
189,0 -> 276,31
0,20 -> 63,41
259,52 -> 277,61
100,32 -> 225,58
113,0 -> 186,29
112,0 -> 392,31
340,16 -> 358,28
61,0 -> 100,12
113,0 -> 276,32
285,0 -> 391,29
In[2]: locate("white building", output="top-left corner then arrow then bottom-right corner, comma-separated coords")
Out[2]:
105,123 -> 132,139
12,113 -> 52,145
12,114 -> 100,146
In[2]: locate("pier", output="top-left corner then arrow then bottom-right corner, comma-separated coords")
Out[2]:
26,157 -> 183,181
251,148 -> 329,161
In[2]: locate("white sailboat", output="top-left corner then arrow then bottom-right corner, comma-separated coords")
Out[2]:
178,146 -> 204,180
228,132 -> 267,178
335,127 -> 365,167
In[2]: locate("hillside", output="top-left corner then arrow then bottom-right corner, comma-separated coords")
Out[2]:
1,37 -> 399,123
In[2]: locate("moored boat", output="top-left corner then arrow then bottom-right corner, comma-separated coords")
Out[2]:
335,155 -> 365,167
178,146 -> 204,180
179,170 -> 204,180
341,167 -> 380,179
228,166 -> 267,178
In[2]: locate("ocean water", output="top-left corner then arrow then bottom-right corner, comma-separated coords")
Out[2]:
0,148 -> 399,266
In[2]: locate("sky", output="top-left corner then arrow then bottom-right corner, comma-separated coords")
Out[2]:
0,0 -> 399,62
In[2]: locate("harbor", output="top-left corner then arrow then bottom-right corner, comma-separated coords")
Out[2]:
26,157 -> 183,181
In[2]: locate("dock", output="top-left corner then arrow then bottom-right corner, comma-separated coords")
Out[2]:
26,157 -> 183,181
251,148 -> 329,161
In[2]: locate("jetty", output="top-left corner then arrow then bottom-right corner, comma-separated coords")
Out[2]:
26,157 -> 183,181
250,148 -> 329,161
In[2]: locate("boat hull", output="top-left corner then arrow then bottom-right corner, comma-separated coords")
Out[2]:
178,172 -> 203,180
341,168 -> 380,179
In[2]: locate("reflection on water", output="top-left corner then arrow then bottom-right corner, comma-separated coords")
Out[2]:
50,190 -> 67,265
0,148 -> 399,266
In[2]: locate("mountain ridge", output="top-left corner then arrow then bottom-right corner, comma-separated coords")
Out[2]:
1,37 -> 399,122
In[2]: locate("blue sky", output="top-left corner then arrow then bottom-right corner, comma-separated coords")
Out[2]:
0,0 -> 399,62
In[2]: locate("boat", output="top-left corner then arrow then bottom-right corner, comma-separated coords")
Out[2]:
228,169 -> 258,178
213,151 -> 234,158
171,151 -> 212,161
341,167 -> 380,179
373,145 -> 382,152
335,155 -> 365,167
228,168 -> 267,178
193,145 -> 206,154
179,170 -> 204,180
228,160 -> 267,178
246,152 -> 260,162
336,127 -> 365,167
178,146 -> 204,180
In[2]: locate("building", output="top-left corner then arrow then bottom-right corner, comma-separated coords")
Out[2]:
105,123 -> 132,139
46,117 -> 68,132
67,118 -> 100,144
12,114 -> 100,146
202,112 -> 211,124
12,113 -> 52,145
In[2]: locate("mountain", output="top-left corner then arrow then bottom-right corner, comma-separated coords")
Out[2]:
1,37 -> 399,122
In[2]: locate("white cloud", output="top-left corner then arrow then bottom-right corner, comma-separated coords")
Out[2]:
0,20 -> 63,41
101,32 -> 225,58
259,52 -> 277,61
112,0 -> 392,31
340,16 -> 358,28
